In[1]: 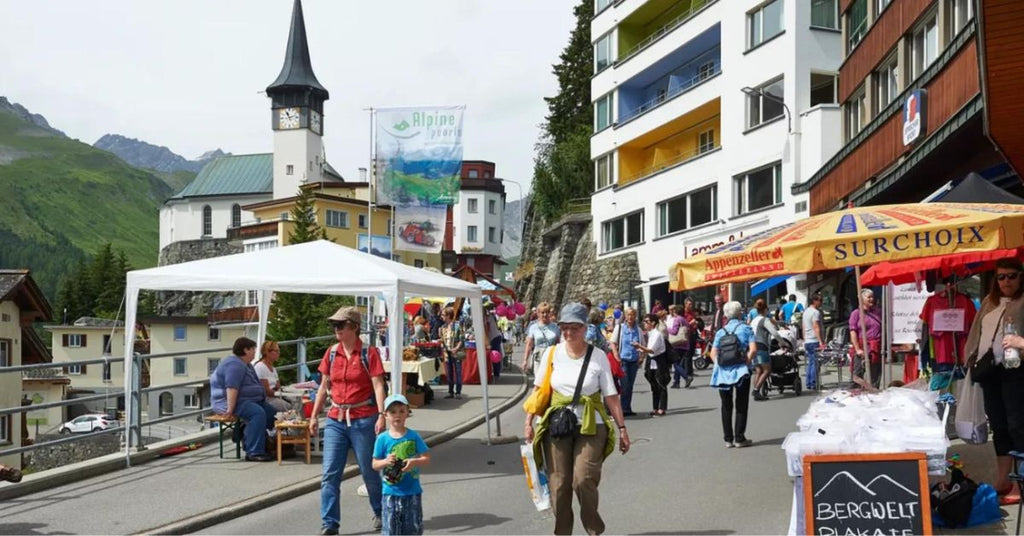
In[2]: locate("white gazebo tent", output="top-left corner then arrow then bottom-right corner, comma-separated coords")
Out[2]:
122,240 -> 491,457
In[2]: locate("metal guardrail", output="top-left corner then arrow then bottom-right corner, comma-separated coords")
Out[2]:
566,198 -> 592,215
0,332 -> 338,460
618,0 -> 717,63
621,143 -> 721,184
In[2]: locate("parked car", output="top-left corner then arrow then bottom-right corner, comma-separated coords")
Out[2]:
58,414 -> 114,434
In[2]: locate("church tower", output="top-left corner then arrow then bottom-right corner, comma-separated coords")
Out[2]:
267,0 -> 329,199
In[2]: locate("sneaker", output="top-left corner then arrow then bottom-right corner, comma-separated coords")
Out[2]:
725,442 -> 736,448
733,439 -> 753,448
684,376 -> 694,388
455,393 -> 462,399
320,528 -> 339,536
372,515 -> 383,531
670,384 -> 680,389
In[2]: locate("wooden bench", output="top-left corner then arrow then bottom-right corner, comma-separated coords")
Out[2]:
275,420 -> 312,465
204,414 -> 241,459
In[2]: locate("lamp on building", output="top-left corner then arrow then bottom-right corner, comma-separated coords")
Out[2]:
741,86 -> 792,134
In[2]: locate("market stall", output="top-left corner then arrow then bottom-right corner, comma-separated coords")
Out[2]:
668,203 -> 1024,533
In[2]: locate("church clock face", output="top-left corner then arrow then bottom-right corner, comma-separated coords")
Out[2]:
279,107 -> 300,129
310,110 -> 322,134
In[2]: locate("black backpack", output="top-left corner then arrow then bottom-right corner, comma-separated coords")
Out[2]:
717,324 -> 745,367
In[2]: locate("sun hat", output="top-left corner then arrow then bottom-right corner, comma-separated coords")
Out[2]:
384,393 -> 409,410
557,302 -> 588,325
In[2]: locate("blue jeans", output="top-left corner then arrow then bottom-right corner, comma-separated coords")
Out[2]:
804,342 -> 820,389
320,416 -> 382,530
382,494 -> 423,535
446,359 -> 463,394
621,360 -> 639,413
234,399 -> 277,456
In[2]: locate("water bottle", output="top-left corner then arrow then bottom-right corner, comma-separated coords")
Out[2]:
1006,318 -> 1021,369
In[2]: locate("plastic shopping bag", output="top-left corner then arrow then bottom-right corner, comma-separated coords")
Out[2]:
520,443 -> 551,511
955,369 -> 989,445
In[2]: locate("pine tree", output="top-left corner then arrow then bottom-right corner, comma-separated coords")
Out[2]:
532,0 -> 594,220
268,188 -> 348,382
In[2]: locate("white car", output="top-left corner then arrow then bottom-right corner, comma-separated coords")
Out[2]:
58,414 -> 114,434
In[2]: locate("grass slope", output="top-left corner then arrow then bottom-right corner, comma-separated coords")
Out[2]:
0,110 -> 170,298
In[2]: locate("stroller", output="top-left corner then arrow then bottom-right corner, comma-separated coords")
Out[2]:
754,328 -> 802,398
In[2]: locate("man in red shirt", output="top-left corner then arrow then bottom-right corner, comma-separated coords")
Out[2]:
309,306 -> 387,535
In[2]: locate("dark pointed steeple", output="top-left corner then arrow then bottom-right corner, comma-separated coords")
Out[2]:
266,0 -> 329,100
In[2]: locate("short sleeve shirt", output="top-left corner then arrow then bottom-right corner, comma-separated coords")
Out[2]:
210,355 -> 265,414
535,343 -> 617,423
253,361 -> 278,390
803,306 -> 822,343
373,428 -> 429,496
528,322 -> 561,352
318,343 -> 384,420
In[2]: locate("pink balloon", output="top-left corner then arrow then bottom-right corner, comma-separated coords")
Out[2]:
514,302 -> 526,315
505,310 -> 516,320
495,304 -> 508,317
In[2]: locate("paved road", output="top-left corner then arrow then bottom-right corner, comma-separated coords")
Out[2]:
201,369 -> 814,535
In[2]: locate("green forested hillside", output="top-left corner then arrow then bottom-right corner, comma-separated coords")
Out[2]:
0,109 -> 170,300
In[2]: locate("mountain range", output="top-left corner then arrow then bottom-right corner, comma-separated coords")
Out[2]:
93,134 -> 225,194
0,97 -> 175,300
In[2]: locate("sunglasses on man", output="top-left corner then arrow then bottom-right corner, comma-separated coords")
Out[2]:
997,272 -> 1021,281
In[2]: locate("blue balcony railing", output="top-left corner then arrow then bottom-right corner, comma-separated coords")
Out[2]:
618,49 -> 721,126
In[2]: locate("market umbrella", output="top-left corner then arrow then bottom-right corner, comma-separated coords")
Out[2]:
859,248 -> 1023,286
668,202 -> 1024,389
669,203 -> 1024,291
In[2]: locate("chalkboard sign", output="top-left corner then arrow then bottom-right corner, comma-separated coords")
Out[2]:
804,453 -> 932,536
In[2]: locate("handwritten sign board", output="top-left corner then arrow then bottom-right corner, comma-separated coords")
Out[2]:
888,283 -> 931,345
804,453 -> 932,536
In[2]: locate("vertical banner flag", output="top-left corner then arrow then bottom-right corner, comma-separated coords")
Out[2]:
375,106 -> 465,253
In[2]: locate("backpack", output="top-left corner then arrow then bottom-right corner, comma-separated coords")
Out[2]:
717,324 -> 745,367
327,343 -> 371,372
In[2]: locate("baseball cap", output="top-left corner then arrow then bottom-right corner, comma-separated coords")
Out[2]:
327,306 -> 361,325
557,302 -> 588,325
384,394 -> 409,411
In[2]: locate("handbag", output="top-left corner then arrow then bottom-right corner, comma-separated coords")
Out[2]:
548,345 -> 594,439
522,347 -> 557,415
668,317 -> 689,347
970,309 -> 1005,384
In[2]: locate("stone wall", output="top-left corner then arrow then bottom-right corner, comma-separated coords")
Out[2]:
26,433 -> 122,472
515,202 -> 641,312
156,239 -> 245,316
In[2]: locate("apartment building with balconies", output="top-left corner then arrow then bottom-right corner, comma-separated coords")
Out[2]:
590,0 -> 844,305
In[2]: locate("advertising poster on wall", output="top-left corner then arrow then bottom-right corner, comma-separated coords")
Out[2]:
358,234 -> 392,260
375,105 -> 464,253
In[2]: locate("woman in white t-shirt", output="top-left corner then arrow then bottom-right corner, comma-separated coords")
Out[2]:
255,340 -> 292,412
523,302 -> 630,536
636,313 -> 669,416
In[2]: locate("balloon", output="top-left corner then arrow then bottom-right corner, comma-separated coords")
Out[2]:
598,302 -> 609,311
613,309 -> 622,319
514,302 -> 526,315
505,310 -> 516,320
496,304 -> 508,317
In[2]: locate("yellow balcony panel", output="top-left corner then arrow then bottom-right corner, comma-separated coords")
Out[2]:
617,98 -> 720,187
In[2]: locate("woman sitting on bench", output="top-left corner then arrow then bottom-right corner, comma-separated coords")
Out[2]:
210,337 -> 277,462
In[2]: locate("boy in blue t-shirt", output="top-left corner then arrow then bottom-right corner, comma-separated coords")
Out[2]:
372,394 -> 430,536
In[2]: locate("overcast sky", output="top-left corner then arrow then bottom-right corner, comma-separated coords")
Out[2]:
0,1 -> 577,199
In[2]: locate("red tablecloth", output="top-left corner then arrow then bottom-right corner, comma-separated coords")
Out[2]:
462,348 -> 493,385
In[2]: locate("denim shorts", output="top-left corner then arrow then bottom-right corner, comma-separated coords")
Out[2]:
753,349 -> 770,366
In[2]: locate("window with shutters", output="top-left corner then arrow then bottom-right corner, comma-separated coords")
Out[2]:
67,364 -> 83,375
66,334 -> 85,348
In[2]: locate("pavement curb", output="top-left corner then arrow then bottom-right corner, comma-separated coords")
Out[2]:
138,375 -> 530,535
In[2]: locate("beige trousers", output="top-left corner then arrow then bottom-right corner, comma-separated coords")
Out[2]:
543,425 -> 608,535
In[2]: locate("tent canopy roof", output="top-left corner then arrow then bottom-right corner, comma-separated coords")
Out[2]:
127,240 -> 482,298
